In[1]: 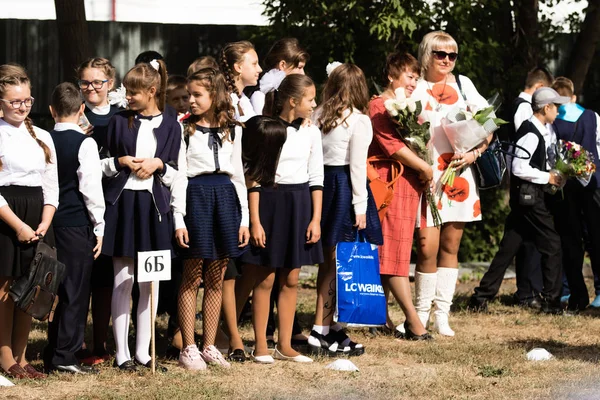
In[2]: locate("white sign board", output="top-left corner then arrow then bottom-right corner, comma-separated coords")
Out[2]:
137,250 -> 172,283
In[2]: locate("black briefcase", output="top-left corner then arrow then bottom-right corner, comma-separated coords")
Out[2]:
9,238 -> 66,322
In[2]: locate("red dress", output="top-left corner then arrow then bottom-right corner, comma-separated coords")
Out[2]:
368,97 -> 422,277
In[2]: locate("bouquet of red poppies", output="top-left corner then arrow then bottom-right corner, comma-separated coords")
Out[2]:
546,140 -> 597,194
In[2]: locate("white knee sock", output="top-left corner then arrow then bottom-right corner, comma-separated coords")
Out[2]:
112,257 -> 135,365
135,281 -> 159,365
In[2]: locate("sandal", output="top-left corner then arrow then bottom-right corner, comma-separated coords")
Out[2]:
2,363 -> 28,379
23,364 -> 47,379
227,348 -> 247,363
332,329 -> 365,356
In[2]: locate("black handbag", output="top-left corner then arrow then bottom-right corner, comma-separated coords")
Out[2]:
474,138 -> 531,190
9,238 -> 66,322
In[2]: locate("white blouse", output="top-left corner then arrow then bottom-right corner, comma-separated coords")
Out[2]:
0,118 -> 59,209
176,124 -> 249,228
276,124 -> 324,187
231,93 -> 256,123
317,109 -> 373,214
101,115 -> 187,231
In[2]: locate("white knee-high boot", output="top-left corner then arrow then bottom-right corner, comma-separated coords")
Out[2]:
433,267 -> 458,337
414,271 -> 437,329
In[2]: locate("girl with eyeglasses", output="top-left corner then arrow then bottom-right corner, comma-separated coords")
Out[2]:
74,57 -> 122,367
411,31 -> 492,337
0,64 -> 58,380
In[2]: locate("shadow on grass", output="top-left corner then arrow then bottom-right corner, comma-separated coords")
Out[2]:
453,293 -> 518,311
509,338 -> 600,363
26,315 -> 174,364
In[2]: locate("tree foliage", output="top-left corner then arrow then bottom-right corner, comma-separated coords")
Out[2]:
256,0 -> 597,261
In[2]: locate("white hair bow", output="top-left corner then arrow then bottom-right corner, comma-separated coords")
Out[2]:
259,69 -> 287,94
326,61 -> 342,77
149,59 -> 160,71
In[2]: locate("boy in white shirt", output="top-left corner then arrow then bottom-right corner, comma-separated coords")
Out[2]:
44,82 -> 105,374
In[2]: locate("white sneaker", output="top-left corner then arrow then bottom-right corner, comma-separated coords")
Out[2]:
179,345 -> 207,370
201,345 -> 231,368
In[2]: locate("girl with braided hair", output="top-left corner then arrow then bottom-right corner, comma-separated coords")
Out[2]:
174,68 -> 249,370
216,41 -> 261,362
0,64 -> 58,379
220,40 -> 262,122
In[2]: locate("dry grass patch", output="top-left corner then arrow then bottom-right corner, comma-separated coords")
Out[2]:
2,278 -> 600,399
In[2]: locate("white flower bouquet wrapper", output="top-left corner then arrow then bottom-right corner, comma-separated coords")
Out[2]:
441,117 -> 490,154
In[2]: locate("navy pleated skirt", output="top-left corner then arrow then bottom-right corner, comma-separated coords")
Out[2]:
0,185 -> 55,278
180,174 -> 243,260
321,165 -> 383,247
240,182 -> 324,269
102,189 -> 174,258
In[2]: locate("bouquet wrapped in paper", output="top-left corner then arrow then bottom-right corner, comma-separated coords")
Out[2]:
384,88 -> 442,227
439,94 -> 508,188
546,140 -> 597,194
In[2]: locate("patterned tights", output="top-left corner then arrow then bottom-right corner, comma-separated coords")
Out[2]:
178,258 -> 228,349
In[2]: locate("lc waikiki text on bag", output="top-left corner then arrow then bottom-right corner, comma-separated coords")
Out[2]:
9,238 -> 66,321
335,233 -> 386,327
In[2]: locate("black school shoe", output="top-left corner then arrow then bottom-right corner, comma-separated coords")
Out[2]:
331,329 -> 365,357
402,322 -> 433,341
113,359 -> 138,372
134,358 -> 168,373
53,364 -> 100,375
307,330 -> 339,357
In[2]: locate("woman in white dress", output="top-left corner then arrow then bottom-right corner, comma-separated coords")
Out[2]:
411,31 -> 492,337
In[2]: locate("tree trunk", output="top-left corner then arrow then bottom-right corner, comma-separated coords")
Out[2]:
54,0 -> 91,81
566,0 -> 600,95
513,0 -> 539,69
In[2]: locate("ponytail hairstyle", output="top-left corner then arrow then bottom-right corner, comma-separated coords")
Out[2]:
318,63 -> 369,134
76,57 -> 116,88
263,38 -> 310,71
220,40 -> 255,98
0,64 -> 51,170
185,67 -> 240,141
263,74 -> 315,118
123,59 -> 168,112
242,115 -> 287,187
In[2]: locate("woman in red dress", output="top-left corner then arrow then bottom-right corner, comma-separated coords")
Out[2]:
368,53 -> 432,339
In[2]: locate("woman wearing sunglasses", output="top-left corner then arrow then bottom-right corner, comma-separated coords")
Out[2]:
411,31 -> 492,337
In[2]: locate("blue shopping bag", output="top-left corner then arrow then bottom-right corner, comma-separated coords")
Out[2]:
334,232 -> 386,327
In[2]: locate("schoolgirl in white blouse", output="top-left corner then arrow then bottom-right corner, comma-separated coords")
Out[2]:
0,64 -> 57,380
220,41 -> 262,122
249,38 -> 309,115
240,73 -> 323,364
217,40 -> 262,360
309,63 -> 382,357
174,67 -> 249,370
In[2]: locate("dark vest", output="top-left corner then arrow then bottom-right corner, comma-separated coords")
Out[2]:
50,129 -> 90,228
508,96 -> 531,142
85,105 -> 120,159
510,120 -> 547,200
104,110 -> 182,215
554,109 -> 599,189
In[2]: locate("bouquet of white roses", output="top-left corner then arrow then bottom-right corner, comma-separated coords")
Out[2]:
439,93 -> 508,188
384,88 -> 442,227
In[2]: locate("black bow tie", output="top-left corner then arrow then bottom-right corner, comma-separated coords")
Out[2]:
197,126 -> 223,150
137,113 -> 162,121
279,118 -> 303,130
